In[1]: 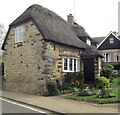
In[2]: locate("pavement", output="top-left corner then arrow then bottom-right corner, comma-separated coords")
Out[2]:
0,90 -> 119,114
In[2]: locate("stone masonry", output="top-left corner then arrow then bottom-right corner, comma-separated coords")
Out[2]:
3,20 -> 82,95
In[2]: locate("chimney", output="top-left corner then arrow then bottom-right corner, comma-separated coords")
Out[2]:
67,14 -> 74,25
113,31 -> 118,36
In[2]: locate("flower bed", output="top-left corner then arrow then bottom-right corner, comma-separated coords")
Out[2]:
77,87 -> 93,96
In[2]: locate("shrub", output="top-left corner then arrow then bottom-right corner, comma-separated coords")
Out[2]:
112,64 -> 120,70
105,64 -> 114,70
94,76 -> 110,88
109,77 -> 114,83
60,84 -> 73,91
118,70 -> 120,77
46,82 -> 60,96
101,64 -> 113,78
64,72 -> 84,86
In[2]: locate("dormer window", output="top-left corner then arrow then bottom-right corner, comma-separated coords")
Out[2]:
109,38 -> 114,43
15,26 -> 23,43
86,39 -> 91,45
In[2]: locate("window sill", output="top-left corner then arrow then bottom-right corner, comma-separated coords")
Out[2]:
14,41 -> 23,44
14,42 -> 23,47
62,70 -> 79,73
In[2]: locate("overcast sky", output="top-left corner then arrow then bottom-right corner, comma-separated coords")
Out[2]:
0,0 -> 119,37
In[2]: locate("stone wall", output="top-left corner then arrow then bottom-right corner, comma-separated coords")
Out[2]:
44,41 -> 82,78
3,20 -> 82,95
94,57 -> 101,76
99,49 -> 120,65
3,20 -> 46,94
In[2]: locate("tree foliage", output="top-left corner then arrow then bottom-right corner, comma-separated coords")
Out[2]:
0,24 -> 6,59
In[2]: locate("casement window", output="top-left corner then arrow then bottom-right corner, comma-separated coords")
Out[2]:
109,38 -> 114,43
113,52 -> 120,62
102,53 -> 111,62
15,26 -> 23,43
63,57 -> 79,72
86,39 -> 91,45
64,58 -> 68,70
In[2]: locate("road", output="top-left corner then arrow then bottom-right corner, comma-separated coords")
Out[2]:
1,98 -> 47,114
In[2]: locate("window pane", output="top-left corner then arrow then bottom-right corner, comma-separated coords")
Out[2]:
74,59 -> 76,71
110,38 -> 114,43
15,26 -> 23,43
15,28 -> 19,43
114,52 -> 120,62
114,53 -> 117,62
118,52 -> 120,62
77,59 -> 79,71
86,39 -> 91,45
102,53 -> 105,62
105,53 -> 111,62
64,58 -> 68,70
15,29 -> 17,43
106,53 -> 108,62
20,26 -> 23,42
69,58 -> 72,71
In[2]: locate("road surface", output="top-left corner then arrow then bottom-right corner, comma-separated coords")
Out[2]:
1,97 -> 47,114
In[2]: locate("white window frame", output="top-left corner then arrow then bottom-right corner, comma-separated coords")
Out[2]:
102,53 -> 111,62
109,38 -> 114,44
15,26 -> 23,43
113,52 -> 120,62
62,57 -> 79,72
86,39 -> 91,45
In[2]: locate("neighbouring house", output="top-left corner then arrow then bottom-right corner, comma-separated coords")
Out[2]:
2,4 -> 102,95
93,31 -> 120,69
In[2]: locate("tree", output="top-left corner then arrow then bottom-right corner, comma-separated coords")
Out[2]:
0,24 -> 6,60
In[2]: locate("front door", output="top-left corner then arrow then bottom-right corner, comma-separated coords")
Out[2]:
84,58 -> 95,83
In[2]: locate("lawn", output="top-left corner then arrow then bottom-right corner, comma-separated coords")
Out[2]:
65,77 -> 120,104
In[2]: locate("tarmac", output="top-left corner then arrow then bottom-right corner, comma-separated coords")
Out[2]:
0,90 -> 119,114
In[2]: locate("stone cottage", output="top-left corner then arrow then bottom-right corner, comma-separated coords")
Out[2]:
2,4 -> 102,94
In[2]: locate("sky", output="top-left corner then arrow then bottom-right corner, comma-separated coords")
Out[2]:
0,0 -> 119,37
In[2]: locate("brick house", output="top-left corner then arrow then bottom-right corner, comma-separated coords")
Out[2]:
93,31 -> 120,69
2,4 -> 102,94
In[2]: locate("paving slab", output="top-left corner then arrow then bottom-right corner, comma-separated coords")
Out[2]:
1,90 -> 119,114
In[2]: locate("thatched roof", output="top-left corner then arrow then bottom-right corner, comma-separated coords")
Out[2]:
71,23 -> 90,38
82,45 -> 103,57
70,23 -> 103,58
2,4 -> 86,50
2,4 -> 102,58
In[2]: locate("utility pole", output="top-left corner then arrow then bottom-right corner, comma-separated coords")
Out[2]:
74,0 -> 76,21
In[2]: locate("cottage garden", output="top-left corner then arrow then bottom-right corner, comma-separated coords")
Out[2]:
45,64 -> 120,104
